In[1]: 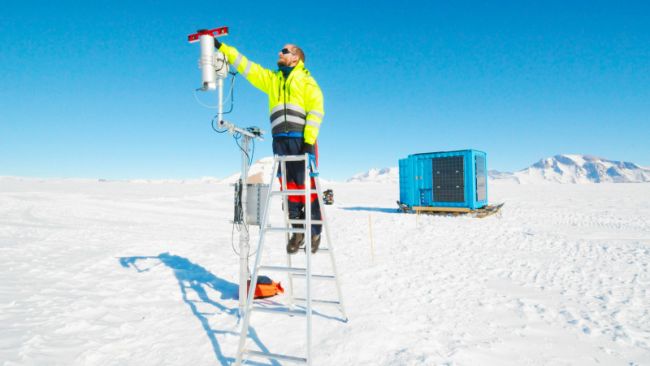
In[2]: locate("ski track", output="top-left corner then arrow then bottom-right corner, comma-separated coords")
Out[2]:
1,179 -> 649,365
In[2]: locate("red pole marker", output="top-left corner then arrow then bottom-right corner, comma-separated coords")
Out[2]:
187,26 -> 229,43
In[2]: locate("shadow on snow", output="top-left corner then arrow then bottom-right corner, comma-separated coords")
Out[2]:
340,206 -> 400,214
119,252 -> 279,366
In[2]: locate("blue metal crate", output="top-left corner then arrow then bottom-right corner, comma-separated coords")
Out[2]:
399,149 -> 488,209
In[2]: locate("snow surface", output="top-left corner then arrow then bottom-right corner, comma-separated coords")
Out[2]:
1,177 -> 650,365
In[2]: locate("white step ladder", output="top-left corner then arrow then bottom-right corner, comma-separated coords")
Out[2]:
234,154 -> 347,366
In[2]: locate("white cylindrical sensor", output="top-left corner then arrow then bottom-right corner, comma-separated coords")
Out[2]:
199,34 -> 216,90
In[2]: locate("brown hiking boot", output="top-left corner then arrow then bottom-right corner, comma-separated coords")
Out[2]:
287,233 -> 304,254
310,234 -> 321,254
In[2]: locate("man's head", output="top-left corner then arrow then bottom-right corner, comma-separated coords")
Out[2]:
277,44 -> 305,67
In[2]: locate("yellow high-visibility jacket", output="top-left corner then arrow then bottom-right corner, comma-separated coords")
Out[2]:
218,42 -> 324,145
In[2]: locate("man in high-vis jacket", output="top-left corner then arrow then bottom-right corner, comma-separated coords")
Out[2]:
215,38 -> 324,254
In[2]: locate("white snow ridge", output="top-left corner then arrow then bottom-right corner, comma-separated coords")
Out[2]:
492,154 -> 650,184
222,156 -> 276,184
347,167 -> 399,183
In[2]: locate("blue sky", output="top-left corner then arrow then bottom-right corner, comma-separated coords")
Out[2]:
1,1 -> 649,180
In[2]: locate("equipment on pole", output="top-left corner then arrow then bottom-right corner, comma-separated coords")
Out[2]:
188,27 -> 229,92
234,154 -> 347,366
234,181 -> 269,226
188,26 -> 268,317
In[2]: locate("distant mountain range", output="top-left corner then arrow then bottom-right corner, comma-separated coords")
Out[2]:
491,155 -> 650,184
348,155 -> 650,184
346,167 -> 399,183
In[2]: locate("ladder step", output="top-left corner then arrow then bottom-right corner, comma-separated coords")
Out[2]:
264,227 -> 306,234
288,219 -> 324,225
295,244 -> 330,253
252,306 -> 306,317
259,265 -> 306,274
293,297 -> 341,307
276,155 -> 310,162
292,274 -> 336,281
243,349 -> 307,364
271,190 -> 318,197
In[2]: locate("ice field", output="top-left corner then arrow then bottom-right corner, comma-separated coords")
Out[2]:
1,177 -> 649,365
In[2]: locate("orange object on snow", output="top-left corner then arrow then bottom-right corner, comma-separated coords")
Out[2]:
247,275 -> 284,299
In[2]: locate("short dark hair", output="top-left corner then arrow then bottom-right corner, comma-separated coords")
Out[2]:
292,46 -> 305,63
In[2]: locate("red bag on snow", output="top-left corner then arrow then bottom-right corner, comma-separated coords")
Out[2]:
247,275 -> 284,299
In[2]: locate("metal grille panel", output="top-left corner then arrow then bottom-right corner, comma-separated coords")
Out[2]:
432,156 -> 465,202
475,155 -> 486,201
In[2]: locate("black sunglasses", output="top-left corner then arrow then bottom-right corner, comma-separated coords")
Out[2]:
281,48 -> 293,55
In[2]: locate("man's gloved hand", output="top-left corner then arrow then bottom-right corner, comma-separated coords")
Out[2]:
302,143 -> 315,156
302,143 -> 318,175
214,37 -> 222,49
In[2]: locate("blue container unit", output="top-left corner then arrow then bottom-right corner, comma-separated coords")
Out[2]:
399,149 -> 488,210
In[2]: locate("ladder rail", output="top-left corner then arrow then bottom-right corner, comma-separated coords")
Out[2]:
276,155 -> 311,162
304,153 -> 313,365
235,154 -> 346,366
271,189 -> 318,196
234,157 -> 279,366
314,176 -> 348,320
282,158 -> 296,309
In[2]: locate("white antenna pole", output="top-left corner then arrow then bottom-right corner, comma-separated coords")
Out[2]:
217,77 -> 224,127
189,26 -> 263,318
238,136 -> 250,316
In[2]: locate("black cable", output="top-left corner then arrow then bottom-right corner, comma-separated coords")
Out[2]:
214,56 -> 228,74
211,115 -> 228,133
234,133 -> 252,165
230,180 -> 257,258
250,138 -> 255,165
231,220 -> 238,254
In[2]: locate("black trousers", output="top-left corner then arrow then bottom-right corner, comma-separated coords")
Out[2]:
272,137 -> 322,236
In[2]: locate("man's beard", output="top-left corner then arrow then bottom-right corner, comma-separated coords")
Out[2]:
277,59 -> 288,67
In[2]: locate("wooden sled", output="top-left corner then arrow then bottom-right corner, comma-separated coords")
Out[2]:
397,201 -> 505,218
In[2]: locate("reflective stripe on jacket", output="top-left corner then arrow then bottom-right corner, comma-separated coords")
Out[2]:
218,42 -> 324,145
